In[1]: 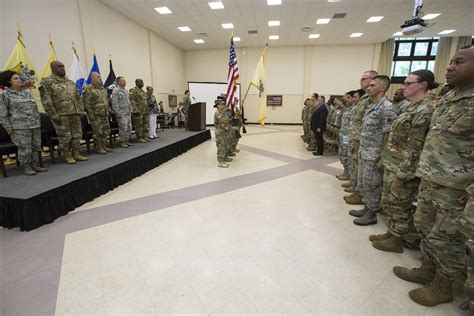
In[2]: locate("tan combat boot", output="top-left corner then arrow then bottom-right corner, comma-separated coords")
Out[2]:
344,186 -> 355,193
341,182 -> 352,188
338,173 -> 350,181
344,193 -> 364,205
137,138 -> 147,143
218,162 -> 229,168
24,164 -> 37,176
409,270 -> 454,306
72,150 -> 89,161
336,172 -> 345,180
96,140 -> 107,155
369,230 -> 392,242
64,150 -> 76,164
393,256 -> 436,285
103,139 -> 113,152
372,234 -> 404,253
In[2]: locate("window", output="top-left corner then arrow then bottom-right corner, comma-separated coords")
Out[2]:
391,37 -> 438,83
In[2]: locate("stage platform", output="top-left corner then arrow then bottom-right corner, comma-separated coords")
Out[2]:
0,129 -> 211,231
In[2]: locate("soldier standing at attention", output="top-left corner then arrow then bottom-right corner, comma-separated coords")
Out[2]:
183,90 -> 191,130
300,98 -> 310,141
225,106 -> 236,159
111,76 -> 133,148
305,93 -> 319,151
40,61 -> 88,164
337,90 -> 356,181
370,70 -> 437,253
392,88 -> 410,115
82,72 -> 111,154
0,70 -> 48,175
344,70 -> 378,205
351,75 -> 397,226
393,46 -> 474,307
214,99 -> 234,168
129,79 -> 148,143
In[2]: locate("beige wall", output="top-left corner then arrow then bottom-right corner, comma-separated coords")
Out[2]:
0,0 -> 185,112
185,44 -> 380,124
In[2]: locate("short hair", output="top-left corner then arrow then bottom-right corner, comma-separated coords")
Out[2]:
146,86 -> 153,90
0,70 -> 18,87
116,76 -> 124,82
372,75 -> 391,92
312,93 -> 319,99
135,79 -> 143,85
354,89 -> 365,97
185,90 -> 190,94
319,95 -> 326,101
365,70 -> 379,78
346,90 -> 356,96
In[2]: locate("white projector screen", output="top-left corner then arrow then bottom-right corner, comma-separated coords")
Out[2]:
188,82 -> 241,125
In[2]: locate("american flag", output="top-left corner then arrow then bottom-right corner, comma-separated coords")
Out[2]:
226,37 -> 239,108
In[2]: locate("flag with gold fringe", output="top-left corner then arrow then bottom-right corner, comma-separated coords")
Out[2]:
40,37 -> 58,81
249,46 -> 267,125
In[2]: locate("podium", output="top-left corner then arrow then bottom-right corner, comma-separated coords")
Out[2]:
188,102 -> 206,131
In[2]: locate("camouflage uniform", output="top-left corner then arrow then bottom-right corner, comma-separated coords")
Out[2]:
0,88 -> 41,165
348,94 -> 371,190
306,104 -> 318,150
111,87 -> 132,143
459,184 -> 474,313
214,107 -> 231,163
129,86 -> 148,140
231,112 -> 243,151
82,84 -> 111,148
392,99 -> 410,115
225,108 -> 235,156
414,87 -> 474,278
381,96 -> 434,243
183,96 -> 192,129
39,74 -> 83,153
301,103 -> 309,141
339,104 -> 355,174
358,97 -> 397,213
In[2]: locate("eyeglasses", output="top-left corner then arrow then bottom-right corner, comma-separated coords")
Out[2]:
403,81 -> 419,87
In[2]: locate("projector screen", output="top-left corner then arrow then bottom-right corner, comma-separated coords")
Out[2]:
188,82 -> 241,125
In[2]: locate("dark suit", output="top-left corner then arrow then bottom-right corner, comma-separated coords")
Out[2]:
311,103 -> 328,155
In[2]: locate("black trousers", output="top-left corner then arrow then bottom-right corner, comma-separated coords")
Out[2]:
314,130 -> 324,154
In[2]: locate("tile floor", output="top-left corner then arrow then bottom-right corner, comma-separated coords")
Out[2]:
1,125 -> 467,315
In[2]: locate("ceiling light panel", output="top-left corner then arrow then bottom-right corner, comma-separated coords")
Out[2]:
222,23 -> 234,29
309,34 -> 320,39
154,7 -> 172,14
178,26 -> 191,32
267,0 -> 282,5
423,13 -> 441,20
367,16 -> 384,23
316,18 -> 331,24
350,33 -> 363,37
269,35 -> 279,40
233,37 -> 241,41
208,2 -> 224,9
194,39 -> 205,44
438,30 -> 456,34
268,20 -> 280,27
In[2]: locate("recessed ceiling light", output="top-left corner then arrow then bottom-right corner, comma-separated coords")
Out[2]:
269,35 -> 279,40
316,18 -> 331,24
328,0 -> 342,2
268,20 -> 280,27
367,16 -> 384,23
393,31 -> 403,36
194,39 -> 205,44
423,13 -> 441,20
208,2 -> 224,9
350,33 -> 363,37
309,34 -> 320,39
178,26 -> 191,32
222,23 -> 234,29
154,7 -> 172,14
267,0 -> 282,5
233,37 -> 241,42
438,29 -> 456,35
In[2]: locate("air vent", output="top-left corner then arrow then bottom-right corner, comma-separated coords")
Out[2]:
301,27 -> 313,32
248,30 -> 258,34
196,32 -> 208,37
333,13 -> 346,19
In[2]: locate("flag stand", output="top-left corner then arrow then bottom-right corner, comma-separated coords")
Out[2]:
240,83 -> 253,133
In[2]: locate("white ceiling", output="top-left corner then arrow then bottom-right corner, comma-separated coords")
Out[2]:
102,0 -> 474,50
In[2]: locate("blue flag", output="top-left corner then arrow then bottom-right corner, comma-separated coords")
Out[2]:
86,54 -> 100,84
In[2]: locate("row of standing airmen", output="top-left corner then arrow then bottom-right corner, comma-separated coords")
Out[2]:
0,60 -> 191,175
214,97 -> 243,168
301,45 -> 473,310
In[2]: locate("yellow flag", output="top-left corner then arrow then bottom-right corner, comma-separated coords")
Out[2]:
40,39 -> 58,81
250,48 -> 267,125
3,28 -> 43,110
